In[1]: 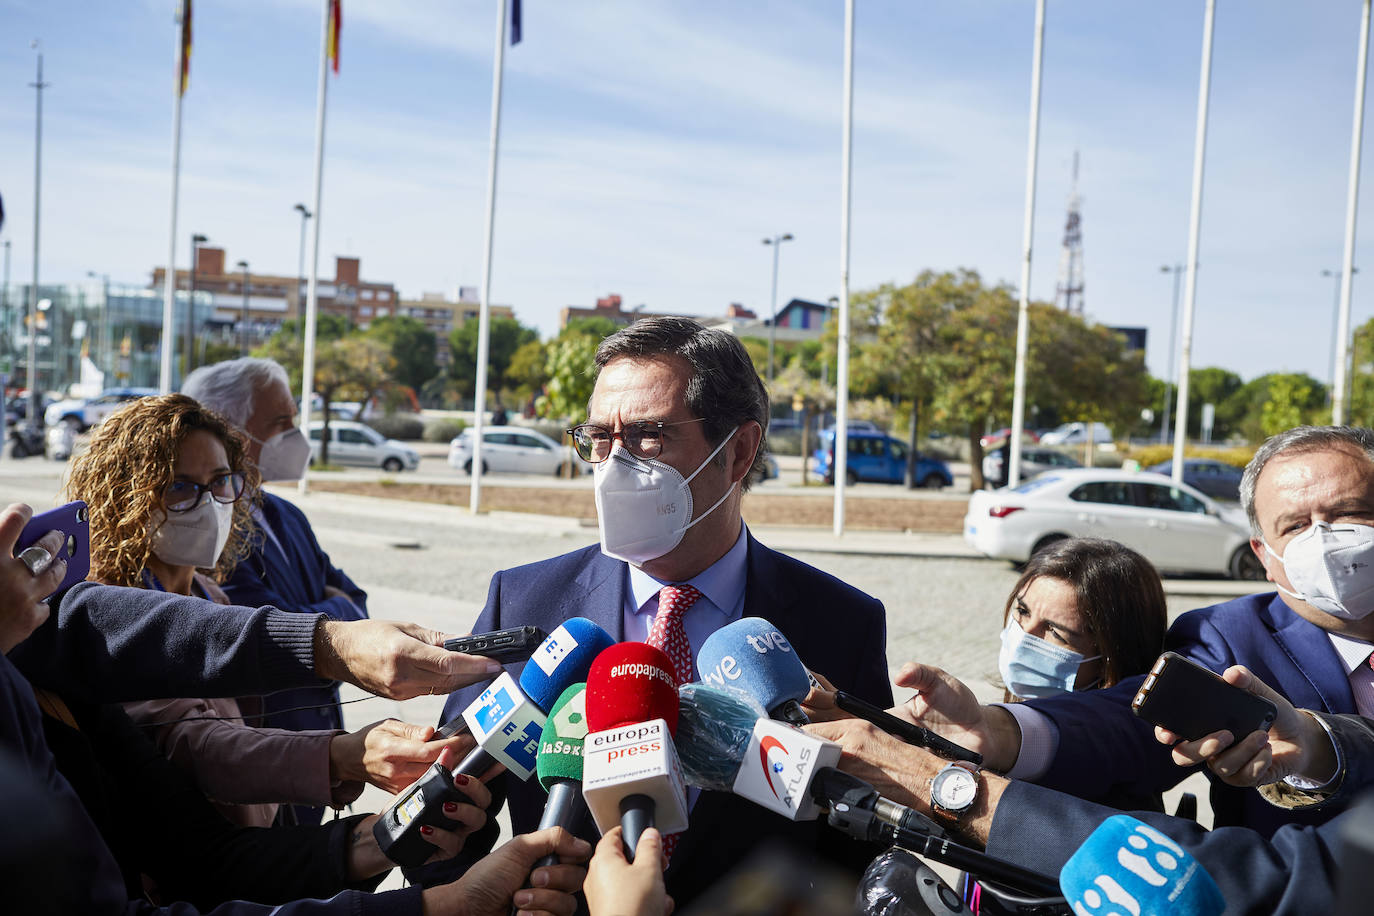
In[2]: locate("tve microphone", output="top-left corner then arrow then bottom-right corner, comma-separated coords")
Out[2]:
676,681 -> 765,791
582,643 -> 688,860
698,617 -> 812,725
456,618 -> 615,780
531,682 -> 589,870
1060,815 -> 1225,916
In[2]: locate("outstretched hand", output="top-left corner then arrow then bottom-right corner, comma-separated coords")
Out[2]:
893,662 -> 1020,771
316,619 -> 503,699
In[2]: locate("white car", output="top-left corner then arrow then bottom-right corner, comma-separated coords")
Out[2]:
307,421 -> 419,472
448,426 -> 584,477
45,387 -> 158,431
963,468 -> 1262,579
1039,421 -> 1113,446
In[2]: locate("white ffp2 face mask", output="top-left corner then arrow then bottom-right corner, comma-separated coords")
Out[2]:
252,427 -> 312,482
150,498 -> 235,570
595,427 -> 739,566
1263,522 -> 1374,621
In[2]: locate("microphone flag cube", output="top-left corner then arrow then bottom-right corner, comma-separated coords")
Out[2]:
582,718 -> 689,837
732,718 -> 841,821
461,670 -> 546,780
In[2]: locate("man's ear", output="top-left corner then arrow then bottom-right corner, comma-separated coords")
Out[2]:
1250,538 -> 1277,584
729,421 -> 764,484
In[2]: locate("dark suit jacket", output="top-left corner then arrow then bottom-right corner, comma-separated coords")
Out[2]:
417,533 -> 894,908
1028,592 -> 1361,837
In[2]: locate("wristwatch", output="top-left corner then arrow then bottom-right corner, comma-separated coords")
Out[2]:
929,760 -> 981,824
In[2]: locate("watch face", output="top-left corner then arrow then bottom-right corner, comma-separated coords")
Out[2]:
932,765 -> 978,811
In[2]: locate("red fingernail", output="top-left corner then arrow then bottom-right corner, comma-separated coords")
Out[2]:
421,825 -> 434,835
453,773 -> 470,786
443,802 -> 458,813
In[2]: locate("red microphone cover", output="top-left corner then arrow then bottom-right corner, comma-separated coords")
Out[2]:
585,642 -> 680,736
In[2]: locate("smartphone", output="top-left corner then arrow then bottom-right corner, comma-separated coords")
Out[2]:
443,625 -> 548,664
1132,651 -> 1278,742
16,500 -> 90,597
834,689 -> 983,766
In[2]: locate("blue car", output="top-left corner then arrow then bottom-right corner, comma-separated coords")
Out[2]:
1146,459 -> 1243,502
813,429 -> 953,488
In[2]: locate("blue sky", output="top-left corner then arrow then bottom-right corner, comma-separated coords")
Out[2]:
1,0 -> 1371,385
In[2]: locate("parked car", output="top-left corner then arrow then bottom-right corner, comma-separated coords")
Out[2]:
1039,421 -> 1113,446
813,429 -> 953,488
982,446 -> 1083,485
978,427 -> 1040,448
748,453 -> 781,485
448,426 -> 583,477
307,420 -> 419,472
963,468 -> 1261,579
1146,459 -> 1244,502
45,387 -> 158,431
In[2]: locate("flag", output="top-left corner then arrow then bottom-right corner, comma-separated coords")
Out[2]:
511,0 -> 521,45
328,0 -> 342,73
179,0 -> 192,96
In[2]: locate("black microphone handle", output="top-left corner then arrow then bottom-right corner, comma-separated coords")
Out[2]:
773,698 -> 811,726
532,779 -> 584,870
618,793 -> 656,862
453,746 -> 499,778
892,826 -> 1061,899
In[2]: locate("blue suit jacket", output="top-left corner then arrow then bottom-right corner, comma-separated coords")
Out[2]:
220,492 -> 369,736
419,533 -> 893,907
1029,592 -> 1359,838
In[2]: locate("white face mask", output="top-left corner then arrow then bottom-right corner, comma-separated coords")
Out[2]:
252,427 -> 311,482
595,427 -> 739,566
1263,522 -> 1374,621
150,498 -> 235,570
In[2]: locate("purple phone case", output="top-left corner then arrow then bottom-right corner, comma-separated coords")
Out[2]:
17,500 -> 90,595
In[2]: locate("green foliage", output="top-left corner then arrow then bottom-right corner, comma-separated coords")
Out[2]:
423,417 -> 467,443
448,316 -> 539,405
506,339 -> 549,403
539,330 -> 601,422
1260,374 -> 1318,438
564,316 -> 620,340
365,415 -> 425,440
1230,372 -> 1327,442
1125,443 -> 1255,469
366,315 -> 438,391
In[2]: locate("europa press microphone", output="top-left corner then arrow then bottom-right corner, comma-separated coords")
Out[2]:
1059,814 -> 1224,916
582,642 -> 689,861
697,617 -> 813,725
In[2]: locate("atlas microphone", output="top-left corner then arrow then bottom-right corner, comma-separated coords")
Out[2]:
582,642 -> 689,861
697,617 -> 812,725
1059,815 -> 1224,916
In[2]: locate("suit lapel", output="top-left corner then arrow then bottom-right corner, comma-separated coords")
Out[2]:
741,533 -> 798,623
553,549 -> 629,641
1262,594 -> 1357,713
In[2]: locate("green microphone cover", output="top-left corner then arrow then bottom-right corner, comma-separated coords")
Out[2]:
536,682 -> 587,791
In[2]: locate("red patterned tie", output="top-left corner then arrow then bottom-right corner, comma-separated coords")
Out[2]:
647,584 -> 700,686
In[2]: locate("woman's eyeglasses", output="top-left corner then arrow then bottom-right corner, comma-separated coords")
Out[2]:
164,473 -> 247,513
566,418 -> 706,463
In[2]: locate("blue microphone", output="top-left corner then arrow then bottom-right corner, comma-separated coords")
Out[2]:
698,618 -> 813,725
675,681 -> 766,790
1060,815 -> 1224,916
519,618 -> 616,709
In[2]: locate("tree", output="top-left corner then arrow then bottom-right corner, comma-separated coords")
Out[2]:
1232,372 -> 1328,442
366,315 -> 438,391
448,317 -> 538,406
506,339 -> 549,407
539,325 -> 606,422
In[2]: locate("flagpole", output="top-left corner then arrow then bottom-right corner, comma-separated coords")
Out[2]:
1170,0 -> 1215,481
471,0 -> 508,515
298,0 -> 331,497
1008,0 -> 1046,489
160,3 -> 186,394
833,0 -> 855,537
1333,0 -> 1371,426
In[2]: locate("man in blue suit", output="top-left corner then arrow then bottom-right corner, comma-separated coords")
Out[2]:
424,318 -> 892,908
896,425 -> 1374,838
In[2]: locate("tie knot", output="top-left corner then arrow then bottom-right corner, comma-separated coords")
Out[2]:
659,584 -> 702,618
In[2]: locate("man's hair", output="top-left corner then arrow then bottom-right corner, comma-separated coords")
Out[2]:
593,317 -> 769,490
1240,425 -> 1374,536
181,357 -> 290,429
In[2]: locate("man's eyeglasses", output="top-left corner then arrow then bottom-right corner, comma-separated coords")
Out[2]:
567,418 -> 706,463
164,473 -> 247,513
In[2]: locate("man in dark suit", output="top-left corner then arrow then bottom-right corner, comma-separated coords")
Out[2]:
890,425 -> 1374,838
423,317 -> 892,907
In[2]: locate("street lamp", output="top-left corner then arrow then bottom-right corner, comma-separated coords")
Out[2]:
186,233 -> 207,375
1323,267 -> 1359,402
294,203 -> 311,329
762,232 -> 794,384
1158,264 -> 1184,444
86,270 -> 109,381
237,260 -> 250,356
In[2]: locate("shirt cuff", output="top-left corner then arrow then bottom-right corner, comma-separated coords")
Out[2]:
1260,711 -> 1345,810
993,702 -> 1059,780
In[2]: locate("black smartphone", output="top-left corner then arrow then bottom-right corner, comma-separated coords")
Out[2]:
443,625 -> 547,664
16,500 -> 90,597
834,689 -> 982,766
1132,651 -> 1278,742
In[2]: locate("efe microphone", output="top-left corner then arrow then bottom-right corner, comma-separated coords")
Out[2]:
697,617 -> 812,725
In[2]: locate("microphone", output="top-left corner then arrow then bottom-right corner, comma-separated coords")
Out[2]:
697,617 -> 812,725
1060,815 -> 1225,916
582,642 -> 689,860
675,681 -> 765,790
455,618 -> 614,780
531,682 -> 589,870
858,847 -> 968,915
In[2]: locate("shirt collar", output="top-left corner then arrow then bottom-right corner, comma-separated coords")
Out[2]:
628,520 -> 749,617
1327,630 -> 1374,675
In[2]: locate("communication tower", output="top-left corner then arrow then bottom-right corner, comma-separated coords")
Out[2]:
1055,151 -> 1085,315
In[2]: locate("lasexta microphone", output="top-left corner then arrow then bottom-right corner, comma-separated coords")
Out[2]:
531,682 -> 588,870
1059,815 -> 1224,916
583,642 -> 688,860
697,617 -> 812,724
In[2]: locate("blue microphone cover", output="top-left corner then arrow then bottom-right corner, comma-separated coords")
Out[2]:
519,617 -> 616,713
1060,815 -> 1224,916
676,682 -> 766,790
697,617 -> 811,714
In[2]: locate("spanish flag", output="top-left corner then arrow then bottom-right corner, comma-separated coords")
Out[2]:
328,0 -> 341,74
179,0 -> 192,96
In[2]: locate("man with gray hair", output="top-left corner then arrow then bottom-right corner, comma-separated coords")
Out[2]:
889,424 -> 1374,839
183,357 -> 370,823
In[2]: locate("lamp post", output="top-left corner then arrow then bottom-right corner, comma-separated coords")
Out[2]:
86,271 -> 109,382
1158,264 -> 1184,443
185,233 -> 207,377
293,203 -> 311,331
28,43 -> 50,424
237,260 -> 250,356
762,232 -> 794,384
1323,267 -> 1359,402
